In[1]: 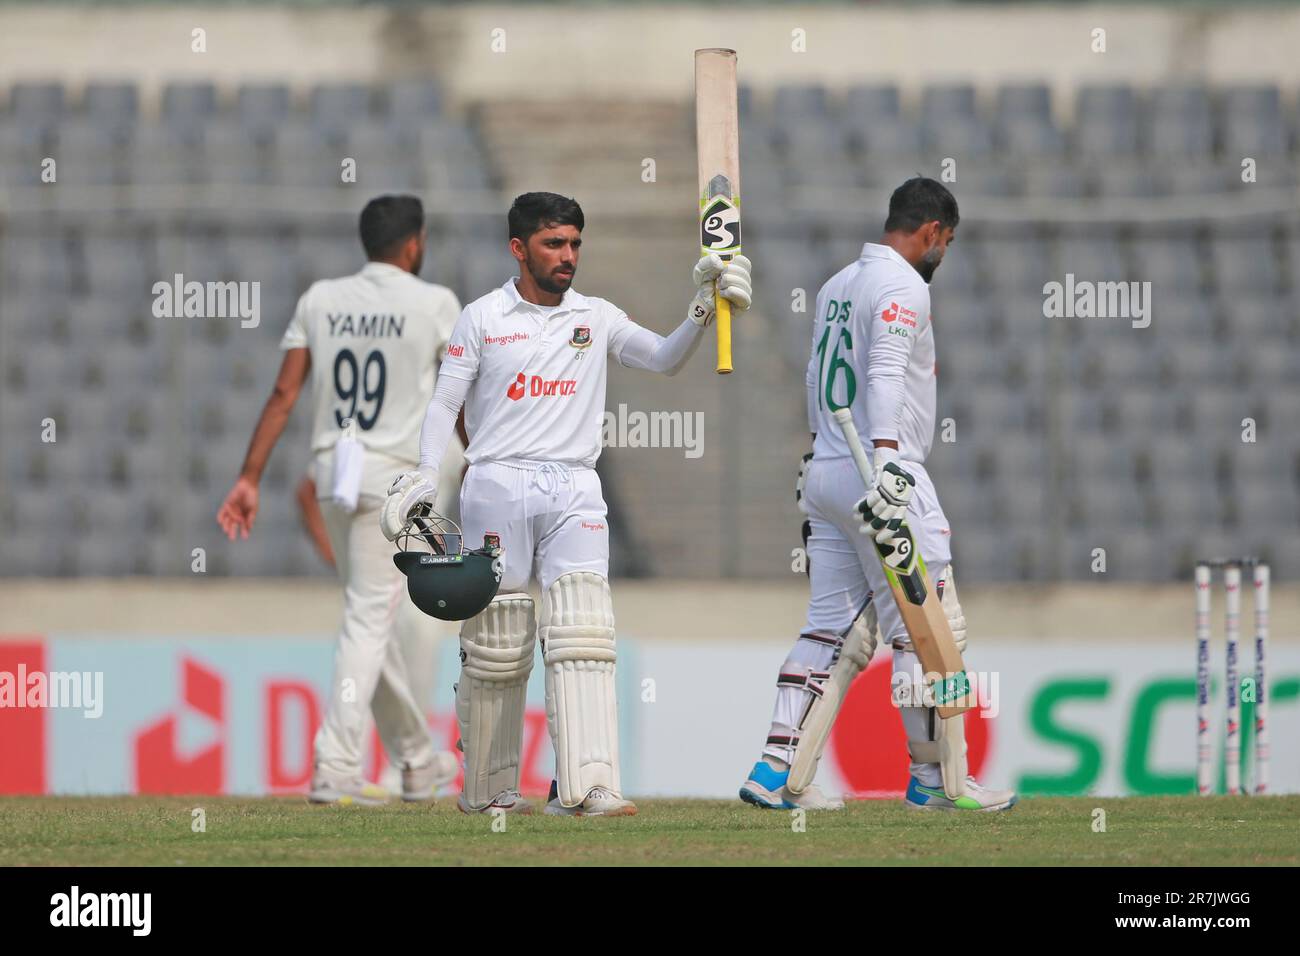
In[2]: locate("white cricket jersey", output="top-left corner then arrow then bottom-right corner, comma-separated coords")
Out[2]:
439,278 -> 644,466
280,261 -> 461,467
807,243 -> 936,463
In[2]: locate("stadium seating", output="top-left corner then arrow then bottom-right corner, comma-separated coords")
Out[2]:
1,77 -> 1297,581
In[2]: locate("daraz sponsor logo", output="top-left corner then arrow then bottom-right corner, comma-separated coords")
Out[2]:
506,373 -> 578,401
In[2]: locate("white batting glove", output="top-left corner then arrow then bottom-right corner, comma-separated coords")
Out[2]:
688,253 -> 753,326
852,455 -> 915,545
380,467 -> 439,541
795,451 -> 813,515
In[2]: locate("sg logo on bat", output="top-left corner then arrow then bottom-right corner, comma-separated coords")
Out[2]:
700,194 -> 741,254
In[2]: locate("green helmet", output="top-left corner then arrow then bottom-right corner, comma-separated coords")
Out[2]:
392,505 -> 503,621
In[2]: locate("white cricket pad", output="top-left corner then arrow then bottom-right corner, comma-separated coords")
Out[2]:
907,709 -> 968,800
786,606 -> 879,794
540,572 -> 620,807
456,592 -> 536,810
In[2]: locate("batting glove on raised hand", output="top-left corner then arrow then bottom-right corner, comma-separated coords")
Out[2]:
380,467 -> 439,541
688,253 -> 753,326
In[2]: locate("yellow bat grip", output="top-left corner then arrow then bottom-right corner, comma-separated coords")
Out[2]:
714,289 -> 733,375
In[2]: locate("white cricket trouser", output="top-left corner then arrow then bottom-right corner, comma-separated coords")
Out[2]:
803,455 -> 951,642
459,459 -> 609,593
314,496 -> 437,776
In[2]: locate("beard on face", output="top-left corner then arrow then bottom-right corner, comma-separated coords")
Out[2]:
527,253 -> 575,294
916,244 -> 944,284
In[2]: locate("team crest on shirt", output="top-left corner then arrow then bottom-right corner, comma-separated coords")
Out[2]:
483,532 -> 501,553
569,326 -> 591,349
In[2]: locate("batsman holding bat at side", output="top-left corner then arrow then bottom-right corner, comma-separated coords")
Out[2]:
740,178 -> 1017,812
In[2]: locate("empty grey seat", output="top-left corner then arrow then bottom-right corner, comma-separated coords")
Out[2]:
310,83 -> 372,132
1161,340 -> 1221,385
1092,163 -> 1166,198
1185,387 -> 1253,435
1211,234 -> 1281,293
1056,234 -> 1128,283
1147,439 -> 1211,486
772,84 -> 828,116
953,164 -> 1016,195
922,84 -> 978,121
997,82 -> 1052,120
984,236 -> 1052,294
1219,85 -> 1286,156
1021,164 -> 1089,198
1145,85 -> 1213,157
843,84 -> 900,121
850,116 -> 923,156
1221,294 -> 1294,338
1167,162 -> 1237,195
1130,236 -> 1207,297
1075,84 -> 1139,156
11,81 -> 65,121
161,81 -> 218,124
83,235 -> 154,298
385,79 -> 442,120
922,117 -> 994,156
83,82 -> 138,124
997,118 -> 1064,157
237,83 -> 292,133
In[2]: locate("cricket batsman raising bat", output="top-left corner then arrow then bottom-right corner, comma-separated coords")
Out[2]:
739,178 -> 1017,812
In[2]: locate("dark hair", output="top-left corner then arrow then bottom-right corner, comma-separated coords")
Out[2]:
359,194 -> 424,259
508,192 -> 584,242
883,177 -> 959,234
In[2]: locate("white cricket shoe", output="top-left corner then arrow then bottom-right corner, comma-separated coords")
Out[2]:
456,789 -> 534,815
308,769 -> 391,807
544,781 -> 638,817
904,775 -> 1018,812
401,751 -> 459,802
738,759 -> 845,810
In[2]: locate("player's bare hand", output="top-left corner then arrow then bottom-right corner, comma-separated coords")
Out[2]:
217,477 -> 259,541
380,467 -> 439,541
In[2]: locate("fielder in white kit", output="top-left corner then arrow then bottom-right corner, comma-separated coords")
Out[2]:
382,192 -> 752,816
740,178 -> 1017,812
218,195 -> 463,806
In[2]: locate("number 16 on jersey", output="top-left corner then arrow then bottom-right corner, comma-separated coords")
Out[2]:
695,47 -> 741,375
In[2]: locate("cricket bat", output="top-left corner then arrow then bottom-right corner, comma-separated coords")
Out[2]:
833,407 -> 975,718
694,48 -> 741,375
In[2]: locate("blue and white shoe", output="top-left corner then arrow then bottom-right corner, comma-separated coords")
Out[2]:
738,760 -> 844,810
904,775 -> 1017,812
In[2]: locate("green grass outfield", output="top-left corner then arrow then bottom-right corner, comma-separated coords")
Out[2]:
2,796 -> 1297,866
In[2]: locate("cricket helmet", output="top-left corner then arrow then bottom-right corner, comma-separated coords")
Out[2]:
392,504 -> 503,621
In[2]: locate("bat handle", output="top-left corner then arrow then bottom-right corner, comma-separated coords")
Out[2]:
832,407 -> 874,488
714,289 -> 732,375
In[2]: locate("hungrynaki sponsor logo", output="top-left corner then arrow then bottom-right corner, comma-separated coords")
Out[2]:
506,373 -> 578,401
485,332 -> 530,347
881,301 -> 918,327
